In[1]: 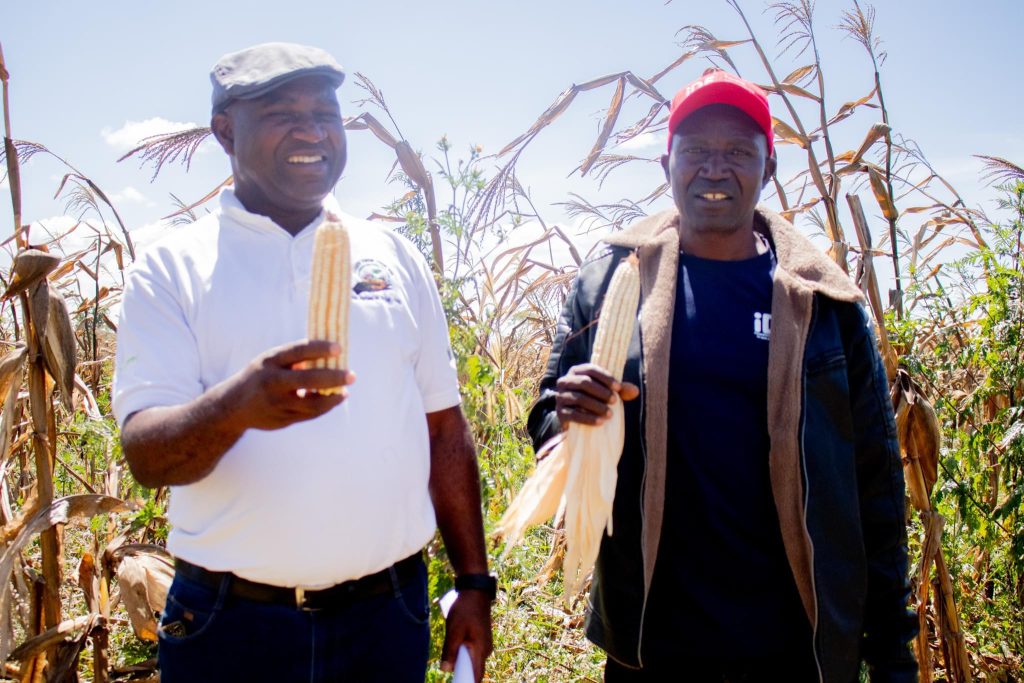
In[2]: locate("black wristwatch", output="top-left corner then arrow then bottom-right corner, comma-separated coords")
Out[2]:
454,573 -> 498,601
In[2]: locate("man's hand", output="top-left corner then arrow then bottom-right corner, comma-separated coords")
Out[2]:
122,339 -> 354,488
554,363 -> 639,427
222,339 -> 355,432
441,591 -> 493,682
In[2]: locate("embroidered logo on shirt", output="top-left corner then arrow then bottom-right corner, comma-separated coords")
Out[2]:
352,259 -> 402,304
753,312 -> 771,341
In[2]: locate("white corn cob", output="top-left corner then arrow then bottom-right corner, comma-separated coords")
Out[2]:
307,218 -> 351,394
497,253 -> 641,604
588,253 -> 640,382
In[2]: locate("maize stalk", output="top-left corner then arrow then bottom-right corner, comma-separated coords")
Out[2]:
498,253 -> 641,603
307,218 -> 351,394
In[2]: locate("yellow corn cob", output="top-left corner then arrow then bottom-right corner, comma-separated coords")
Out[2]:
307,218 -> 351,394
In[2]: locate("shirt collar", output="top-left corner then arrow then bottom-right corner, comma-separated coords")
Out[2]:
218,187 -> 344,239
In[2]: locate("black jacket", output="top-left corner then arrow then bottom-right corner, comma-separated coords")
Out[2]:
527,208 -> 917,682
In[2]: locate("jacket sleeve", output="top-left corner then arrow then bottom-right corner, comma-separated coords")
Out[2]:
526,247 -> 624,453
526,273 -> 590,452
843,304 -> 919,681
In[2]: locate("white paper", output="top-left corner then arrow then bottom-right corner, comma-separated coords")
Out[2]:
440,589 -> 474,683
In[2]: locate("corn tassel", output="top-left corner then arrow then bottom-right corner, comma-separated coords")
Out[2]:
307,218 -> 351,394
498,253 -> 641,603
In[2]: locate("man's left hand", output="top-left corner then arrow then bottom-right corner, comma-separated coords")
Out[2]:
441,590 -> 493,682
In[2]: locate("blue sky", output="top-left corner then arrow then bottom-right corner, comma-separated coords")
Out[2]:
2,0 -> 1022,266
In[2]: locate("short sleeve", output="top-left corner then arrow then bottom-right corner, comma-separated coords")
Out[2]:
405,245 -> 461,413
112,249 -> 204,427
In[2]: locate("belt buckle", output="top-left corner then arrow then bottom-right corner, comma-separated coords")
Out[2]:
296,586 -> 313,611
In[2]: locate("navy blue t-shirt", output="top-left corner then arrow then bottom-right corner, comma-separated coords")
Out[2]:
642,248 -> 812,663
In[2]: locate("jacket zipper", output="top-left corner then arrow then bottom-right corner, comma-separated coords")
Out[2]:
635,307 -> 647,670
801,298 -> 824,683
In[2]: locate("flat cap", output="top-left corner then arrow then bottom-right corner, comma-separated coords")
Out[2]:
210,42 -> 345,114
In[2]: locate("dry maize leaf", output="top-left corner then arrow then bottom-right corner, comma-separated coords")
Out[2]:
576,72 -> 628,92
704,39 -> 748,50
78,550 -> 100,613
867,165 -> 898,221
8,614 -> 97,663
28,282 -> 50,348
777,83 -> 820,102
0,493 -> 127,664
828,86 -> 878,126
783,64 -> 816,84
344,112 -> 399,148
849,123 -> 891,167
906,398 -> 940,495
42,287 -> 76,411
624,73 -> 664,102
0,343 -> 27,402
581,77 -> 626,176
1,250 -> 60,301
161,176 -> 233,221
115,549 -> 175,642
496,435 -> 570,549
499,86 -> 579,156
772,118 -> 809,149
892,371 -> 939,507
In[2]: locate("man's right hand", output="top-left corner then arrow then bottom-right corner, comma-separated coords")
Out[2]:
122,339 -> 355,488
554,363 -> 639,427
223,339 -> 355,431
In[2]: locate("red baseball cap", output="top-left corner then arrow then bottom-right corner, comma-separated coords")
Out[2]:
667,69 -> 774,154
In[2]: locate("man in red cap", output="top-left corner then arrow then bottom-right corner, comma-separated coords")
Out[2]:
528,69 -> 917,681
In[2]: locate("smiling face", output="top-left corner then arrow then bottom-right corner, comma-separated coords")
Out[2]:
661,103 -> 776,258
212,74 -> 346,234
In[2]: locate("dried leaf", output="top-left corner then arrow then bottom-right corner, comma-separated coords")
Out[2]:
8,614 -> 97,662
0,343 -> 27,402
581,77 -> 626,176
114,547 -> 175,642
1,250 -> 60,300
762,82 -> 820,102
893,373 -> 940,504
782,64 -> 816,83
41,287 -> 76,411
344,112 -> 399,148
704,39 -> 749,49
0,495 -> 127,662
28,281 -> 50,349
624,72 -> 665,102
161,176 -> 233,221
772,118 -> 809,149
867,165 -> 898,221
849,122 -> 891,167
499,86 -> 579,156
0,360 -> 23,469
828,86 -> 878,126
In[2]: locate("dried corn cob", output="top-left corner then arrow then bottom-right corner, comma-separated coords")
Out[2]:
307,218 -> 351,394
498,253 -> 641,603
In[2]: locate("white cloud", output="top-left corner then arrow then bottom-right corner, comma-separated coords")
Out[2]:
130,219 -> 177,251
617,132 -> 661,152
109,186 -> 148,205
101,117 -> 200,151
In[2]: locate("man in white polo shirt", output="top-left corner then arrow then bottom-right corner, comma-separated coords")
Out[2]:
113,42 -> 493,682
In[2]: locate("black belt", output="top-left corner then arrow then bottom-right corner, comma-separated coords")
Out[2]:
174,553 -> 422,611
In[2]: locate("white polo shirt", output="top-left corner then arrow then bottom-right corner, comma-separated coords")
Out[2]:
113,189 -> 461,588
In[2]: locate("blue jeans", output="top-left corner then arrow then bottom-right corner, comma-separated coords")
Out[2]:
157,558 -> 430,682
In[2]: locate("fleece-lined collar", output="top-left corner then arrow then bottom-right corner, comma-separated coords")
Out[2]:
601,205 -> 863,624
